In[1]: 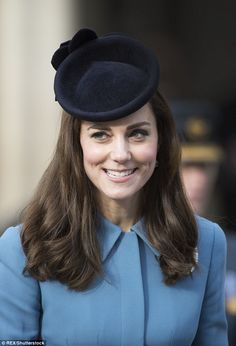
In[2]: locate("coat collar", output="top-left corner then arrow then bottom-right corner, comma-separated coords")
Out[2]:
96,215 -> 160,262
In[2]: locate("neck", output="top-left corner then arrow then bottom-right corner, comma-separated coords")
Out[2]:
97,193 -> 141,232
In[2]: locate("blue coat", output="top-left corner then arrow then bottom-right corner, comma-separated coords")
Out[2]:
0,216 -> 228,345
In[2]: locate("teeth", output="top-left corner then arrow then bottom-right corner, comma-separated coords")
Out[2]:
106,169 -> 135,178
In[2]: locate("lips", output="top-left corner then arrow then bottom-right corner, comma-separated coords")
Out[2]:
103,168 -> 137,178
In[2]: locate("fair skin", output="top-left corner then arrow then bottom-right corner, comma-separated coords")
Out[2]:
80,103 -> 158,231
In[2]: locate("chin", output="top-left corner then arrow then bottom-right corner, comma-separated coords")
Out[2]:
103,190 -> 139,202
108,194 -> 136,201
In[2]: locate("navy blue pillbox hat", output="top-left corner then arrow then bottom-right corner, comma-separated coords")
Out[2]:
51,28 -> 160,122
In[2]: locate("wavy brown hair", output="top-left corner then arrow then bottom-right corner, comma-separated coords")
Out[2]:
21,90 -> 198,290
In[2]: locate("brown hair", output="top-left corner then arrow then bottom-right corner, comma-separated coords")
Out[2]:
21,90 -> 198,290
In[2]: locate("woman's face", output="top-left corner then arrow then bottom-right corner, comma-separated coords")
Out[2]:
80,103 -> 158,204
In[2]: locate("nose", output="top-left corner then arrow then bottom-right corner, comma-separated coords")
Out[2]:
110,136 -> 131,163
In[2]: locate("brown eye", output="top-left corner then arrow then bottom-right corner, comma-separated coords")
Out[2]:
130,129 -> 148,139
91,131 -> 109,140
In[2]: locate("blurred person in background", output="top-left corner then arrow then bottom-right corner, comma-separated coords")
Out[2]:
0,29 -> 228,345
218,103 -> 236,230
171,100 -> 236,345
171,101 -> 223,218
219,103 -> 236,345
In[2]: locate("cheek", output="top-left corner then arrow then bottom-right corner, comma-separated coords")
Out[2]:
134,144 -> 157,164
81,142 -> 107,166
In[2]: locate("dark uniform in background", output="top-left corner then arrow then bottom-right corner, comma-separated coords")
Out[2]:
218,102 -> 236,230
171,99 -> 236,346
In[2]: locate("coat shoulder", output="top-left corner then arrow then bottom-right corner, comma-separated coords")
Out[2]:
195,215 -> 226,242
0,224 -> 26,271
195,215 -> 227,263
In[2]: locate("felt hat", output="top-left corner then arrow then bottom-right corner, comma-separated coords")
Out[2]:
51,28 -> 160,122
171,100 -> 224,163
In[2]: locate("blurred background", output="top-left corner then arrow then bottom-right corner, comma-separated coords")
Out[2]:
0,0 -> 236,343
1,0 -> 236,230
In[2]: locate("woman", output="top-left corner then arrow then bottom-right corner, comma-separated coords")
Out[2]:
0,28 -> 228,345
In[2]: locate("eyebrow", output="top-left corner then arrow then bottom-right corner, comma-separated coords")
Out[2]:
87,121 -> 151,131
127,121 -> 151,130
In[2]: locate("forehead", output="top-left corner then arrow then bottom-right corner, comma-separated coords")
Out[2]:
81,103 -> 156,129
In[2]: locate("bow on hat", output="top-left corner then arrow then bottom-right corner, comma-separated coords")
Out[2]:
52,29 -> 98,70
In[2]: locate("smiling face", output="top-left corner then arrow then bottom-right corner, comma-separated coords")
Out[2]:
80,103 -> 158,208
